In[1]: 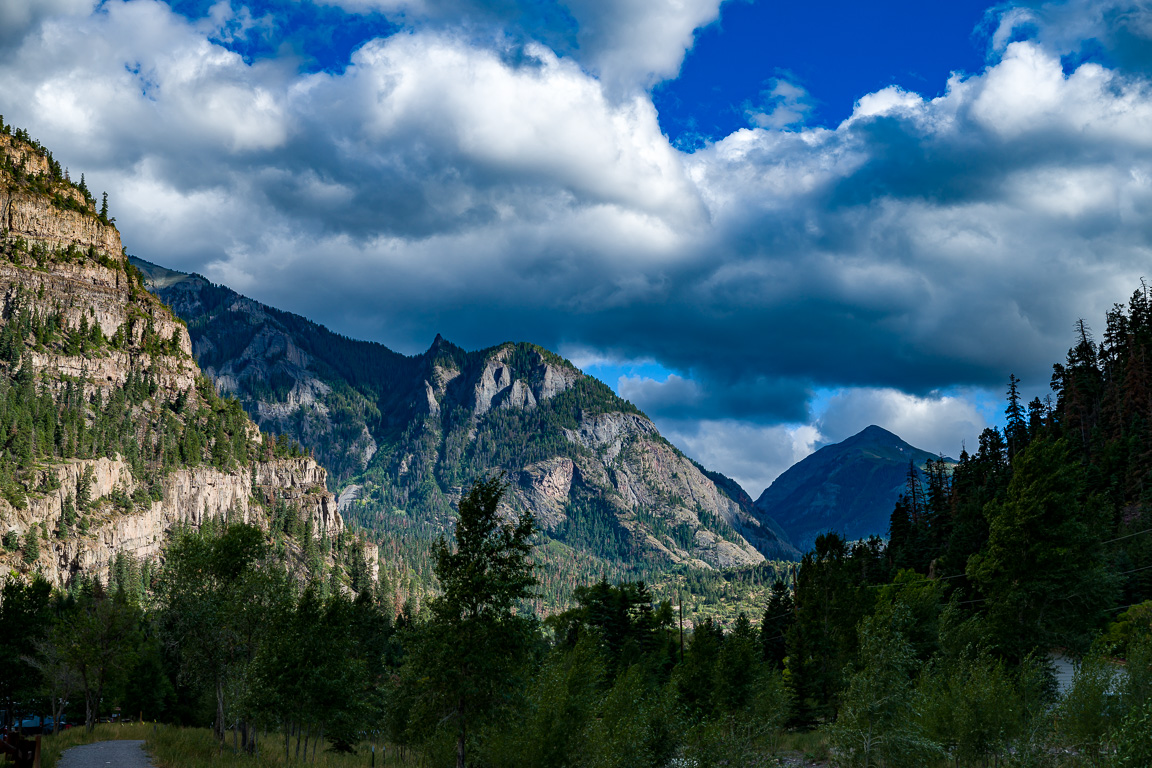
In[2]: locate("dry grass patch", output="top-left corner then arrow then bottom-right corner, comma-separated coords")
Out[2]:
145,725 -> 414,768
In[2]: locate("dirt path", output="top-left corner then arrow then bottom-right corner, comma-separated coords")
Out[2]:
57,739 -> 156,768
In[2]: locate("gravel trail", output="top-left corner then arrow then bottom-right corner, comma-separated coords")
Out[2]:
57,739 -> 156,768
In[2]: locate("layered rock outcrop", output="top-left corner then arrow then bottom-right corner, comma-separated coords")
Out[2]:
0,129 -> 371,589
0,136 -> 122,258
0,456 -> 341,588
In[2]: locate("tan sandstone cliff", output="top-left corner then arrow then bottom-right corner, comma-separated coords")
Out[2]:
0,128 -> 376,589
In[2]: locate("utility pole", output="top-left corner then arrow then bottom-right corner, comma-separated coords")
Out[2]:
678,590 -> 684,662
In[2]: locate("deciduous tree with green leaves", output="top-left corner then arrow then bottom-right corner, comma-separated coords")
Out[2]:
157,522 -> 268,742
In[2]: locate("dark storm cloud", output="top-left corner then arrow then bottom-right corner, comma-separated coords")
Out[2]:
616,373 -> 812,423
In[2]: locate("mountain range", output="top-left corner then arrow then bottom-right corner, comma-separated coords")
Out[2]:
131,258 -> 800,608
0,116 -> 948,609
132,260 -> 957,592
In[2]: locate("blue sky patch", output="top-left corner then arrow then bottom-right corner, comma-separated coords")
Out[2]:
654,0 -> 995,145
164,0 -> 397,71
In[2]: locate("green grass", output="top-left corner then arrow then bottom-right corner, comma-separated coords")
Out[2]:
41,723 -> 416,768
778,728 -> 832,765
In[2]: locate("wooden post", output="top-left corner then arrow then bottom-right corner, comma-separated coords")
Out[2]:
33,734 -> 41,768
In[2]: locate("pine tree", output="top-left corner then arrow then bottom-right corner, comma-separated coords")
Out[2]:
1005,374 -> 1026,461
716,612 -> 760,713
403,474 -> 537,768
212,422 -> 231,470
57,493 -> 77,538
888,495 -> 913,570
786,533 -> 875,725
761,579 -> 794,669
969,437 -> 1119,658
22,524 -> 40,565
77,465 -> 94,512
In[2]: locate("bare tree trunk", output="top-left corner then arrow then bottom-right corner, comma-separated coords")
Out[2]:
84,679 -> 96,733
215,677 -> 226,742
456,700 -> 466,768
284,722 -> 291,763
53,692 -> 67,736
87,680 -> 104,734
312,726 -> 322,764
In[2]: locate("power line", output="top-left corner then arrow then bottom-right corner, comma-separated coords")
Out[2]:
1103,526 -> 1152,545
865,573 -> 968,588
1109,600 -> 1152,613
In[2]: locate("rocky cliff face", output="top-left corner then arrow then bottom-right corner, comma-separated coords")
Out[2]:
0,127 -> 371,590
0,135 -> 122,259
557,412 -> 769,567
0,456 -> 343,588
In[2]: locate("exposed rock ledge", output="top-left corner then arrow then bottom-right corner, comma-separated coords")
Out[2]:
0,455 -> 343,589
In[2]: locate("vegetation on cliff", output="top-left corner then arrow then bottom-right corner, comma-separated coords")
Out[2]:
0,122 -> 371,602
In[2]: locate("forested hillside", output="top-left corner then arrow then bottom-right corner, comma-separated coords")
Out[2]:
736,281 -> 1152,763
371,281 -> 1152,768
133,258 -> 799,615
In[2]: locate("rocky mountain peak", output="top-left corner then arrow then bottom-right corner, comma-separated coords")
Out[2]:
754,425 -> 949,551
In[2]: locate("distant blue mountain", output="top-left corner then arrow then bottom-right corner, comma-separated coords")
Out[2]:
753,425 -> 952,552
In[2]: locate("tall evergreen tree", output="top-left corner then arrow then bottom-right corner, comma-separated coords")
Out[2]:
786,533 -> 876,725
1006,374 -> 1027,462
969,437 -> 1119,658
760,579 -> 794,669
404,474 -> 537,768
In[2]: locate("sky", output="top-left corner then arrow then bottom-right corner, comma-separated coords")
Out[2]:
2,0 -> 1151,497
